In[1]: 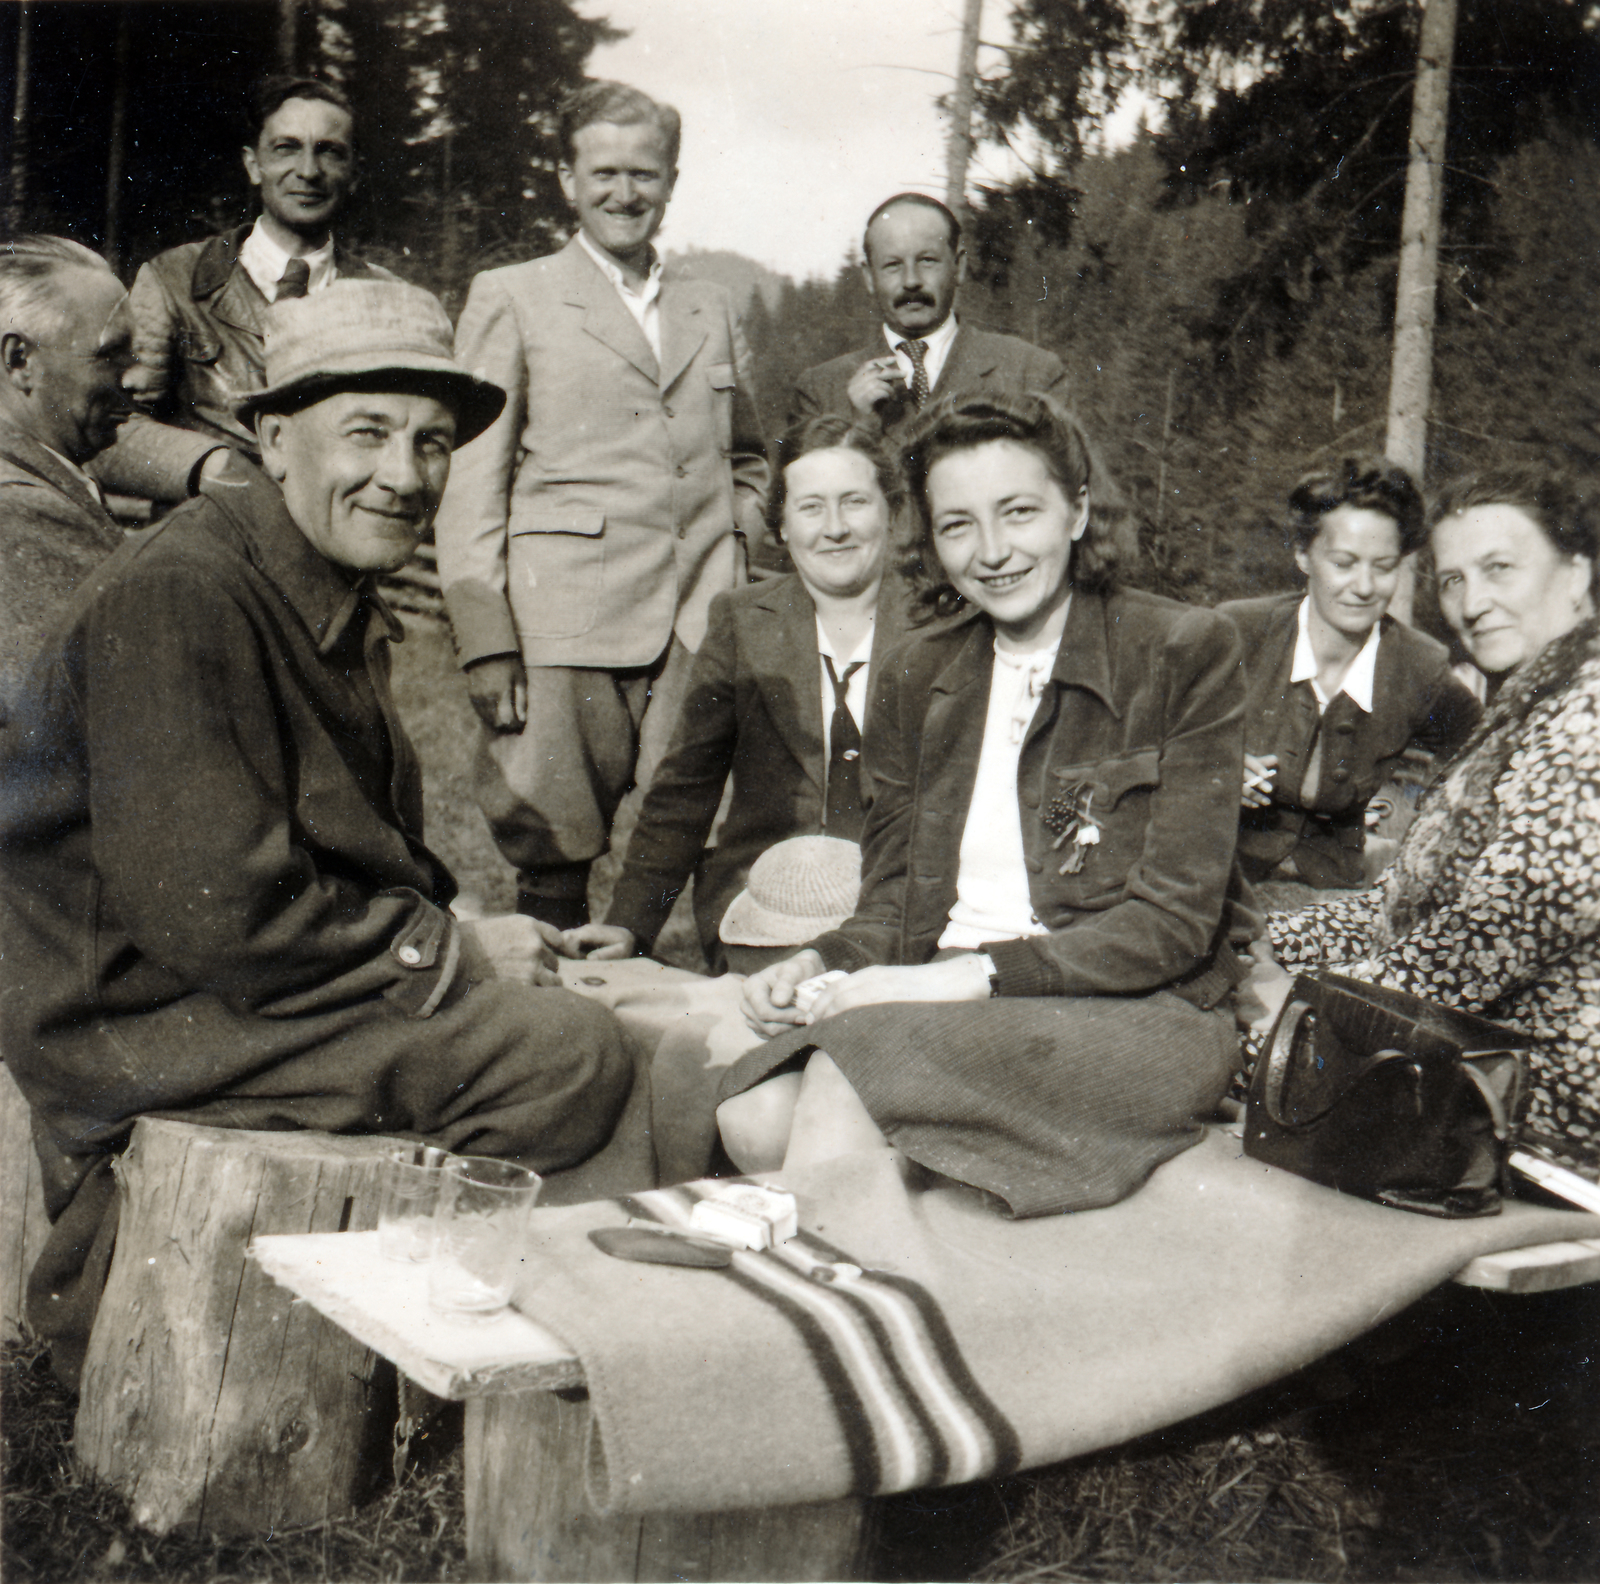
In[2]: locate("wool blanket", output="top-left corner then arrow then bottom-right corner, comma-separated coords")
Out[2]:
510,1128 -> 1600,1517
557,958 -> 759,1183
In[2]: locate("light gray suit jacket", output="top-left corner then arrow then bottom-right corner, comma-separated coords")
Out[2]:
435,237 -> 769,669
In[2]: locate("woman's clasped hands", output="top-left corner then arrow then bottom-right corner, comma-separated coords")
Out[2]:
740,949 -> 993,1037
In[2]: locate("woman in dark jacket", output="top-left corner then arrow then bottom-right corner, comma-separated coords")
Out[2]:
718,394 -> 1250,1218
1219,456 -> 1480,889
570,416 -> 908,971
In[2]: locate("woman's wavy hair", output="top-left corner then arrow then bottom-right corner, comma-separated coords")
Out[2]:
1427,466 -> 1600,570
1286,453 -> 1425,555
765,413 -> 908,544
897,391 -> 1135,619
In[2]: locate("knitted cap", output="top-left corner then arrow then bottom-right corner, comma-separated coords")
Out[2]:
237,279 -> 505,444
719,835 -> 863,947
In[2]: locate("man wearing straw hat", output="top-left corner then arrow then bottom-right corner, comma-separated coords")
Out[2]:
0,280 -> 646,1386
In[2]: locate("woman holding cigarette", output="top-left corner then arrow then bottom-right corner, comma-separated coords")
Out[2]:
716,394 -> 1250,1216
1219,456 -> 1480,889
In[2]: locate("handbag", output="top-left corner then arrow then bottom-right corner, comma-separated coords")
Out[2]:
1244,972 -> 1536,1218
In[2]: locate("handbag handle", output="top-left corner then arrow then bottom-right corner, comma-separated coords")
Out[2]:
1260,1000 -> 1417,1128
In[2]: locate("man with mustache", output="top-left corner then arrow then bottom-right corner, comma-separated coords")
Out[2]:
91,75 -> 394,505
435,81 -> 768,933
789,193 -> 1067,438
0,282 -> 644,1385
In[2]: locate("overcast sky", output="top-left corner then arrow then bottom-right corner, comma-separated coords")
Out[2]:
584,0 -> 1001,282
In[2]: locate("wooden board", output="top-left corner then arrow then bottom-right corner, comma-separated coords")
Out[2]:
250,1231 -> 582,1399
1453,1236 -> 1600,1293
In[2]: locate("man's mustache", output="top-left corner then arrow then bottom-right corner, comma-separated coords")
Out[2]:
895,291 -> 936,308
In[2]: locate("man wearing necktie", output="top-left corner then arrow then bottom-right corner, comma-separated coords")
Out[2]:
788,193 -> 1069,440
434,81 -> 769,932
92,75 -> 394,505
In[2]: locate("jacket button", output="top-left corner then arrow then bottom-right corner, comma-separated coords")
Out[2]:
663,403 -> 675,418
1334,721 -> 1355,734
1027,857 -> 1043,874
675,463 -> 687,477
1331,767 -> 1350,783
1020,787 -> 1039,809
397,944 -> 422,966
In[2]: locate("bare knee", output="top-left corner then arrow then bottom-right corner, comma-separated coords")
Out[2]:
716,1072 -> 803,1173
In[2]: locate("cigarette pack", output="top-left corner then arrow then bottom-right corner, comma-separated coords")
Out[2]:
688,1183 -> 799,1251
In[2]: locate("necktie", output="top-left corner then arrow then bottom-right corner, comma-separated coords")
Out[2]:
277,257 -> 311,300
823,654 -> 866,840
897,338 -> 930,409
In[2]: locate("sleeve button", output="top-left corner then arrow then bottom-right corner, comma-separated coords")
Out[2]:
398,945 -> 422,966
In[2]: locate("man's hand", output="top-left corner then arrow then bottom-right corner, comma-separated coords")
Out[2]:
460,914 -> 563,986
807,957 -> 991,1022
465,654 -> 528,734
564,923 -> 638,960
845,356 -> 904,419
1241,752 -> 1278,809
741,948 -> 826,1037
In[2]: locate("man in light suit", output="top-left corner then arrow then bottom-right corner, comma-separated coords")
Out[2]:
789,193 -> 1067,438
435,82 -> 768,929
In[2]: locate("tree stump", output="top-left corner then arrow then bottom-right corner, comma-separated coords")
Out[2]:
0,1061 -> 51,1339
75,1118 -> 410,1537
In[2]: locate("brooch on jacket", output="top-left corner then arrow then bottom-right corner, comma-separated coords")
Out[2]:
1043,783 -> 1102,874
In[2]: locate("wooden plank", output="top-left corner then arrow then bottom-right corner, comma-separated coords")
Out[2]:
250,1230 -> 582,1398
1453,1236 -> 1600,1294
0,1061 -> 50,1340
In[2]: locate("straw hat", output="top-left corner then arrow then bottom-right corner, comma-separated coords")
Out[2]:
719,835 -> 862,947
237,280 -> 505,444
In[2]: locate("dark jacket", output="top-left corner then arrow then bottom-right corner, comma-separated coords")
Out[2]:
810,588 -> 1247,1003
606,572 -> 911,955
0,420 -> 123,723
788,323 -> 1068,440
92,226 -> 394,501
0,464 -> 492,1166
1217,593 -> 1481,888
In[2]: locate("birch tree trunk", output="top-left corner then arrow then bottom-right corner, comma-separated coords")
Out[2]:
1385,0 -> 1459,622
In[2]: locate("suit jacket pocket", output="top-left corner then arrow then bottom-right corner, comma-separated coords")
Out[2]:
708,361 -> 735,452
1040,748 -> 1162,907
506,507 -> 606,640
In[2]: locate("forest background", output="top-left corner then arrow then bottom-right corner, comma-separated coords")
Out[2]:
6,0 -> 1600,624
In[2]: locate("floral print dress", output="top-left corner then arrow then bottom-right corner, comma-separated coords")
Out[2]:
1269,642 -> 1600,1174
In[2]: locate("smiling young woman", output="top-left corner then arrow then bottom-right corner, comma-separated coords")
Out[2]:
1219,455 -> 1481,890
716,393 -> 1252,1218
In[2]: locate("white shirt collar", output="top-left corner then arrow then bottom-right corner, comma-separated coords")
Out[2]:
1291,596 -> 1381,712
815,615 -> 875,666
40,443 -> 106,508
578,229 -> 663,306
882,312 -> 959,391
238,221 -> 336,301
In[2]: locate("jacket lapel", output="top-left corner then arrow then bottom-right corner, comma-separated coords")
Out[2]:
930,324 -> 996,402
195,229 -> 267,338
0,422 -> 118,527
754,580 -> 826,792
658,277 -> 707,396
562,238 -> 660,385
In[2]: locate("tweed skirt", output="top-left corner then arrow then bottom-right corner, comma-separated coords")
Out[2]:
718,993 -> 1238,1218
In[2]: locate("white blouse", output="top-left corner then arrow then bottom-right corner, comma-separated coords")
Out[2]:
937,636 -> 1059,950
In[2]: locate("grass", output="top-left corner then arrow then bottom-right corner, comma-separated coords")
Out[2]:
5,606 -> 1596,1582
